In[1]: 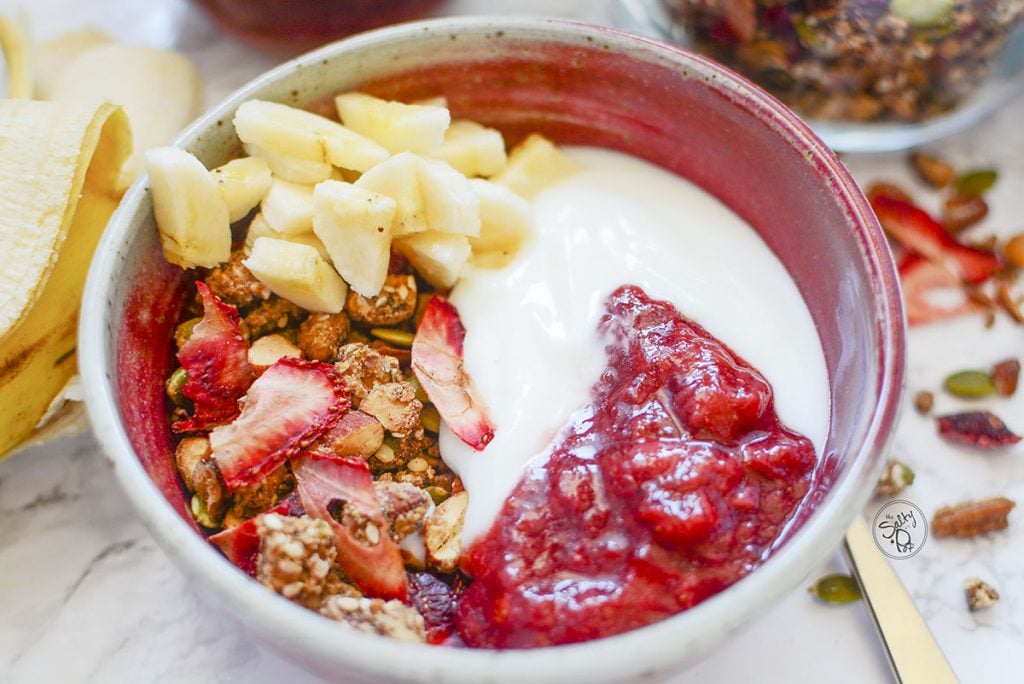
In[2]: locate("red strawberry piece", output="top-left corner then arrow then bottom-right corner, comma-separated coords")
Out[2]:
898,253 -> 975,326
937,411 -> 1022,448
293,453 -> 408,601
408,572 -> 459,644
208,495 -> 302,576
411,296 -> 495,450
173,282 -> 255,433
872,194 -> 999,284
211,357 -> 349,491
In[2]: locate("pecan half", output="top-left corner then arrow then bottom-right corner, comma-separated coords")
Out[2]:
932,497 -> 1015,538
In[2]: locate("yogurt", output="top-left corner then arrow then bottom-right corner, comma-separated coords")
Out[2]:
441,147 -> 831,543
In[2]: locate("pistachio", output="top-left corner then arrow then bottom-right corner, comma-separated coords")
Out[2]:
166,367 -> 189,406
421,404 -> 441,434
954,169 -> 998,198
943,370 -> 995,399
808,574 -> 862,605
190,494 -> 217,528
407,375 -> 429,403
424,485 -> 450,506
370,327 -> 415,348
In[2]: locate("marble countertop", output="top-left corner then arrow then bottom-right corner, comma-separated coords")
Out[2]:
1,0 -> 1022,682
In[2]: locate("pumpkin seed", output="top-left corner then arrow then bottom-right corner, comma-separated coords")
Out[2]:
190,495 -> 217,528
414,293 -> 432,328
370,327 -> 415,347
166,367 -> 189,406
943,370 -> 996,398
424,485 -> 450,506
421,404 -> 441,434
954,169 -> 998,197
808,574 -> 862,604
175,316 -> 200,346
407,375 -> 429,403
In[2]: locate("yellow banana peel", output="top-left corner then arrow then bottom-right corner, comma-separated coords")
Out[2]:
0,99 -> 131,459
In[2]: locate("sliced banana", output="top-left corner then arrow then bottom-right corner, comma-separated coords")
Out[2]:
336,92 -> 450,154
211,156 -> 272,223
313,180 -> 397,297
491,133 -> 578,199
395,230 -> 471,290
355,152 -> 427,237
146,147 -> 232,269
243,142 -> 333,185
261,178 -> 316,236
243,237 -> 347,313
234,99 -> 389,173
417,156 -> 480,237
429,120 -> 507,178
469,179 -> 532,268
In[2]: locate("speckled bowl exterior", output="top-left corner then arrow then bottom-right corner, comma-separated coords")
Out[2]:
80,17 -> 905,683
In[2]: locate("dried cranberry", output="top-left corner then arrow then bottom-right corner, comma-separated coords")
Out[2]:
937,411 -> 1022,448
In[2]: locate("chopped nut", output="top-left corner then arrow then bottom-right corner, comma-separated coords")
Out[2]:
346,274 -> 417,327
375,481 -> 431,541
191,458 -> 229,522
297,313 -> 351,362
360,382 -> 423,438
932,497 -> 1016,538
914,390 -> 934,415
243,295 -> 304,339
175,436 -> 211,491
248,334 -> 302,368
256,513 -> 336,609
909,151 -> 954,188
205,251 -> 270,309
320,595 -> 426,643
423,491 -> 468,573
995,281 -> 1024,324
874,459 -> 915,498
310,410 -> 384,458
964,577 -> 1000,611
942,195 -> 988,233
334,343 -> 401,407
1004,234 -> 1024,269
991,358 -> 1020,397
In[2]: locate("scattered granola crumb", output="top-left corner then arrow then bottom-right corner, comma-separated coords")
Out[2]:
914,390 -> 934,415
243,295 -> 305,339
256,513 -> 336,609
932,497 -> 1016,538
375,481 -> 431,541
992,358 -> 1020,397
874,459 -> 915,498
964,577 -> 999,612
320,595 -> 426,643
297,313 -> 351,362
205,251 -> 270,309
346,274 -> 417,327
334,343 -> 401,408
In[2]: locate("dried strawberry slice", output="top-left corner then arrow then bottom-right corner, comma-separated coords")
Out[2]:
937,411 -> 1022,448
208,494 -> 303,576
173,282 -> 255,433
872,194 -> 999,284
898,253 -> 975,326
408,572 -> 459,645
411,296 -> 495,450
293,453 -> 408,601
211,357 -> 349,491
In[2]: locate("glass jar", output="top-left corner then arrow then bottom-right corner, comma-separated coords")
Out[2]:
616,0 -> 1024,150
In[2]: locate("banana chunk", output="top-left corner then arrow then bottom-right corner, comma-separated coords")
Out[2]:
243,237 -> 348,313
336,92 -> 450,154
146,147 -> 232,269
211,156 -> 272,223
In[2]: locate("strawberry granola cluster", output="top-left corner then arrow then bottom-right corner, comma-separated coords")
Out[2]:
168,249 -> 471,644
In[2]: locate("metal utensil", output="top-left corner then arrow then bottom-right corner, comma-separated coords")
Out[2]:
843,517 -> 960,684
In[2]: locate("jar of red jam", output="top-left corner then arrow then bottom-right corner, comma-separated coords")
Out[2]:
191,0 -> 446,53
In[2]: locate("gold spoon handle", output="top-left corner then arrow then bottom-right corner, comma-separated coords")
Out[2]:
843,517 -> 960,684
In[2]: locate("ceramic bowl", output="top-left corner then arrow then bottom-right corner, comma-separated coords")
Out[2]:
80,16 -> 904,683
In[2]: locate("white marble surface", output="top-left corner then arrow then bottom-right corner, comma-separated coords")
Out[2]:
1,0 -> 1022,682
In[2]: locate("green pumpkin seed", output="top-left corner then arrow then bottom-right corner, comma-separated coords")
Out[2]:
424,485 -> 450,506
421,404 -> 441,434
808,574 -> 862,604
414,293 -> 433,328
175,317 -> 201,345
166,367 -> 189,405
943,370 -> 996,398
407,375 -> 429,403
370,327 -> 415,347
955,169 -> 998,198
190,495 -> 217,528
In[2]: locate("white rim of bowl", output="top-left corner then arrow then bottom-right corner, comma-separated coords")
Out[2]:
80,16 -> 904,684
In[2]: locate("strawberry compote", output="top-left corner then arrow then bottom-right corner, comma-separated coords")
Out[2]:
455,286 -> 816,648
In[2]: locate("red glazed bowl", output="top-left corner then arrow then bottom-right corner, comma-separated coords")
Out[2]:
80,17 -> 904,683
